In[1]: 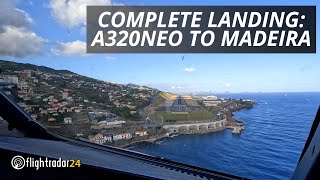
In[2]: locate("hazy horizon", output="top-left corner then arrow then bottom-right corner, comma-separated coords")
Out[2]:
0,0 -> 319,93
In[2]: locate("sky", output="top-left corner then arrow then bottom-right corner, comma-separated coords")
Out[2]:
0,0 -> 319,93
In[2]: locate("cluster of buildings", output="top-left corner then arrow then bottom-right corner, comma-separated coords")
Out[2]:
70,78 -> 154,109
0,62 -> 162,144
199,96 -> 223,107
87,129 -> 148,145
18,88 -> 83,123
0,70 -> 33,100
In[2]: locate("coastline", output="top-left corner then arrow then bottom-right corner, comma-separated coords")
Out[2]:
120,134 -> 170,149
225,103 -> 254,126
122,102 -> 255,149
122,126 -> 228,149
123,93 -> 320,179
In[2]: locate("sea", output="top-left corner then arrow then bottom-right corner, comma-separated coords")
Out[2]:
132,92 -> 320,179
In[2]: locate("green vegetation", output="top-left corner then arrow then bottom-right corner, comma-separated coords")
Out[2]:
152,112 -> 188,122
160,92 -> 177,100
148,93 -> 214,123
153,94 -> 166,106
188,111 -> 213,120
109,107 -> 141,120
184,99 -> 200,106
152,92 -> 177,106
0,59 -> 74,75
152,110 -> 213,122
0,59 -> 160,121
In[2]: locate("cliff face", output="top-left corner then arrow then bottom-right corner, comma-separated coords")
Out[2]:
224,111 -> 243,126
227,103 -> 254,126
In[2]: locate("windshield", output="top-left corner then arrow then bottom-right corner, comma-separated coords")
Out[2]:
0,0 -> 319,179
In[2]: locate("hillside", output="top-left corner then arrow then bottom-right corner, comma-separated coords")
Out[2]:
0,60 -> 161,124
0,60 -> 74,75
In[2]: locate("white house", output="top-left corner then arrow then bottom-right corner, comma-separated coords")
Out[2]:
113,132 -> 132,141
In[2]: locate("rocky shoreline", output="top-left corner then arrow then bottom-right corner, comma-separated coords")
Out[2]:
122,126 -> 228,149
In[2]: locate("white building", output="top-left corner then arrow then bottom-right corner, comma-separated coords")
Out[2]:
98,120 -> 126,126
113,132 -> 132,141
19,81 -> 29,94
135,130 -> 148,136
202,95 -> 218,100
104,135 -> 112,142
88,133 -> 106,145
203,100 -> 221,106
64,117 -> 72,124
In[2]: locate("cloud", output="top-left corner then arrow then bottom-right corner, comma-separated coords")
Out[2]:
0,9 -> 33,29
184,67 -> 197,73
52,40 -> 87,56
0,26 -> 46,57
217,82 -> 232,88
0,1 -> 33,29
0,0 -> 89,58
49,0 -> 112,28
0,0 -> 48,58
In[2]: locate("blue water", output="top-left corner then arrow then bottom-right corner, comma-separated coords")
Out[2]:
132,92 -> 320,179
